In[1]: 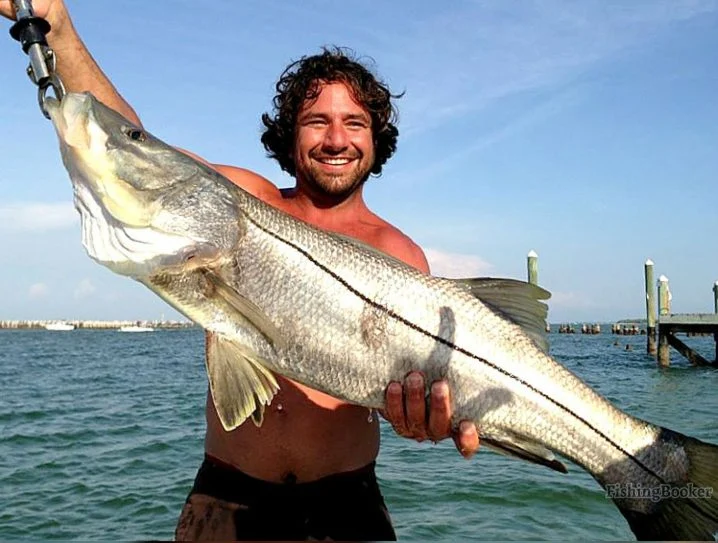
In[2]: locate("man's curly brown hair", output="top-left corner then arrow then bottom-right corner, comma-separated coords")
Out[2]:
261,46 -> 402,178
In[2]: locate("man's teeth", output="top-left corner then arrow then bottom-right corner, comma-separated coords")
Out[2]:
318,158 -> 351,165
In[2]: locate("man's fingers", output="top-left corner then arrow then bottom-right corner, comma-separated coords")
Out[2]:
0,1 -> 16,20
427,380 -> 451,441
383,381 -> 409,435
384,376 -> 479,453
453,420 -> 480,459
404,372 -> 427,440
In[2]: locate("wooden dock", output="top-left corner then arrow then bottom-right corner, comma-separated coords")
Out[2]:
523,254 -> 716,366
657,313 -> 718,366
644,260 -> 718,367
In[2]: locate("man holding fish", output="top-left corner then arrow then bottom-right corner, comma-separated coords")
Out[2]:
0,0 -> 480,539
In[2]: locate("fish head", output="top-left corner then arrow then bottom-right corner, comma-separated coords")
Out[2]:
45,93 -> 236,277
46,92 -> 201,225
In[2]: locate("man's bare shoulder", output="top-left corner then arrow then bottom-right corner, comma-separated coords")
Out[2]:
176,148 -> 282,203
212,164 -> 283,203
364,215 -> 429,273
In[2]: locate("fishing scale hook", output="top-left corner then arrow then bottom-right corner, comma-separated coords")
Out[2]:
9,0 -> 65,119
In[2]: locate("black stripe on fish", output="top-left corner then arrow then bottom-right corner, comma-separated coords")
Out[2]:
246,214 -> 667,485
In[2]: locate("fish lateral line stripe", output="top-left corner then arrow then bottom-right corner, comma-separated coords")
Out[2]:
247,215 -> 666,484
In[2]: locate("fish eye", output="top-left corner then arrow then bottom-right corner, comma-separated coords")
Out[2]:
125,128 -> 147,142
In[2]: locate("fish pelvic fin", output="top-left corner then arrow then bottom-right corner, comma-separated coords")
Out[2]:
205,334 -> 279,431
481,432 -> 567,474
610,429 -> 718,541
447,277 -> 551,352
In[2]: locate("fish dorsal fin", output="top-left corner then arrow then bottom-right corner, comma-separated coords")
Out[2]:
447,277 -> 551,353
482,432 -> 567,474
204,270 -> 285,350
205,334 -> 279,431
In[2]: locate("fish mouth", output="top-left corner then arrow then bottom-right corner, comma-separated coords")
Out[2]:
50,93 -> 153,229
47,93 -> 96,151
47,93 -> 198,277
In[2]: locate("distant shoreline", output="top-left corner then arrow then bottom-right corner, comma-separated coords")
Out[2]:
0,320 -> 197,330
1,319 -> 649,330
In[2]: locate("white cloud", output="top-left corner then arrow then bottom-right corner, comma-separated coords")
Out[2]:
425,248 -> 493,278
74,278 -> 97,299
0,202 -> 77,232
28,283 -> 48,299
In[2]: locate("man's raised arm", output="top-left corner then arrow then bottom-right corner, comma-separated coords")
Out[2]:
1,0 -> 141,125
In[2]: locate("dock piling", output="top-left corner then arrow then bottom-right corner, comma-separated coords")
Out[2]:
527,250 -> 538,286
645,260 -> 657,355
657,275 -> 671,366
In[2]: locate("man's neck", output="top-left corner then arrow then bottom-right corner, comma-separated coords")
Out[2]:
280,184 -> 371,229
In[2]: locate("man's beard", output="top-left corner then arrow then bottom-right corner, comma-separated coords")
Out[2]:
302,161 -> 371,199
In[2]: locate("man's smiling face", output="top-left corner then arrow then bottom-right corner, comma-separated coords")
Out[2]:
293,81 -> 375,199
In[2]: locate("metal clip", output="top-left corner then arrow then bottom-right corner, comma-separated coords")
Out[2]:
38,72 -> 65,119
9,0 -> 65,118
29,47 -> 65,118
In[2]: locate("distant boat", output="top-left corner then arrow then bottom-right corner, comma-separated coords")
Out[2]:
118,325 -> 155,333
44,322 -> 75,331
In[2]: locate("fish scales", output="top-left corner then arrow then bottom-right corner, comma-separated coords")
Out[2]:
227,190 -> 661,476
44,92 -> 718,541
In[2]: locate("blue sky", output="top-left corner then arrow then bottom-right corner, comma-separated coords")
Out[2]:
0,0 -> 716,323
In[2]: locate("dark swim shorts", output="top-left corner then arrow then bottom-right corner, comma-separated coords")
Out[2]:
174,455 -> 396,541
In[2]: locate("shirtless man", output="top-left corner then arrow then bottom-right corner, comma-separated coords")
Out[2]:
1,1 -> 480,539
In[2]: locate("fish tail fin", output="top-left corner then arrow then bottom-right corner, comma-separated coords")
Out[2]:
612,429 -> 718,541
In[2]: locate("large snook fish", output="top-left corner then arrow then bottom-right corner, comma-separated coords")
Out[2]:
46,92 -> 718,540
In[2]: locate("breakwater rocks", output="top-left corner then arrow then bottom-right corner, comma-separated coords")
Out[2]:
0,320 -> 196,330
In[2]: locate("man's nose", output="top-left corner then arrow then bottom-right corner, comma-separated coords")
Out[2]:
323,121 -> 349,150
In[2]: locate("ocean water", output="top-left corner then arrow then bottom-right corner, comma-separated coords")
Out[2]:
0,327 -> 716,540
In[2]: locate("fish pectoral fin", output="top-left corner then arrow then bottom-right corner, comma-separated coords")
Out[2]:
447,277 -> 551,353
204,271 -> 285,350
482,433 -> 568,474
205,334 -> 279,431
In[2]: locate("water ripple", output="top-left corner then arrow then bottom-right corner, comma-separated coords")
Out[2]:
0,329 -> 715,540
